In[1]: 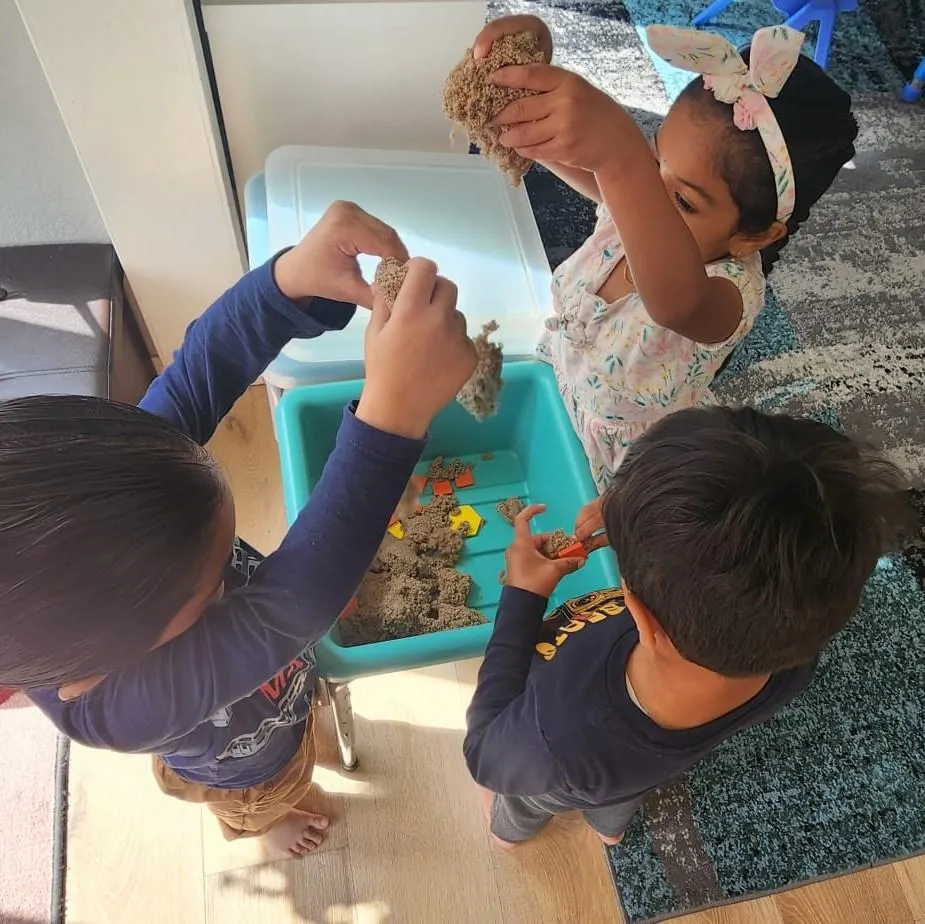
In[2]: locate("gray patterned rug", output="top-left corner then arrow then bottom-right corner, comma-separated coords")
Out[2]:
486,2 -> 925,920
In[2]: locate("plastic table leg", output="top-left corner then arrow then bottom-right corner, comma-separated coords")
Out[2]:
326,680 -> 358,772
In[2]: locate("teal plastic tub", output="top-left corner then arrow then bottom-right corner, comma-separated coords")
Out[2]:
276,361 -> 620,682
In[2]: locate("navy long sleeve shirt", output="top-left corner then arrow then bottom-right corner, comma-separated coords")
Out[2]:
30,257 -> 426,788
464,586 -> 816,807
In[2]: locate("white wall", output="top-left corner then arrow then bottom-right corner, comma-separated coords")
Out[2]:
0,0 -> 107,246
17,0 -> 246,361
202,0 -> 487,202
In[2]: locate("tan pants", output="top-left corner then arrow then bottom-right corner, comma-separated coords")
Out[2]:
153,717 -> 317,840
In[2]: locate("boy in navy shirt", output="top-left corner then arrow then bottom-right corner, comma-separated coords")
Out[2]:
0,202 -> 476,858
466,407 -> 909,846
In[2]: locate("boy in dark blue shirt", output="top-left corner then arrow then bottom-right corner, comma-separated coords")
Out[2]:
0,202 -> 477,858
465,407 -> 909,846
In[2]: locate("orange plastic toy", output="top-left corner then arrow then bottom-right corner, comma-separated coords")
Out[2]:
455,468 -> 475,488
556,541 -> 588,561
433,479 -> 453,496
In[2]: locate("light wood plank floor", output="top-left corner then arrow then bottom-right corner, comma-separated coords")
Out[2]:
64,386 -> 925,924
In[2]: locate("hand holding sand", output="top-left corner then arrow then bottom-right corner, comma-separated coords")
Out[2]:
273,200 -> 408,308
574,496 -> 609,552
357,258 -> 476,439
472,14 -> 553,63
505,504 -> 584,599
375,259 -> 504,420
442,30 -> 548,185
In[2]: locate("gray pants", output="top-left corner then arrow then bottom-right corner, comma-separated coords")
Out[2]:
490,790 -> 645,844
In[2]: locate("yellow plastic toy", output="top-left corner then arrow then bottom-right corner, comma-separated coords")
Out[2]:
449,505 -> 484,537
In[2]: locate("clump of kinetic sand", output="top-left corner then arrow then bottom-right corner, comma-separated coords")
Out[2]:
374,257 -> 406,307
541,529 -> 573,559
457,321 -> 503,421
428,456 -> 468,481
442,32 -> 547,185
497,496 -> 526,524
340,493 -> 486,646
376,258 -> 504,421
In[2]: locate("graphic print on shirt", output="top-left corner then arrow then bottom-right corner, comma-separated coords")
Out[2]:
215,646 -> 315,761
209,705 -> 233,728
535,588 -> 626,663
213,538 -> 316,762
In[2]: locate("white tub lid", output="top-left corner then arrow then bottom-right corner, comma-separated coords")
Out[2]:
262,145 -> 552,369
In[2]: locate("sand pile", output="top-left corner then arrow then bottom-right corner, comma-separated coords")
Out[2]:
541,529 -> 573,558
442,32 -> 547,185
456,321 -> 503,421
374,259 -> 503,421
340,492 -> 486,647
428,456 -> 468,481
496,496 -> 525,524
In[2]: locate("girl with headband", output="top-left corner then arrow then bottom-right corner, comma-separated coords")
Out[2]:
472,17 -> 857,501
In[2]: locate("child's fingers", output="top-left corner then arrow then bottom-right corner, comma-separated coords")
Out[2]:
389,258 -> 439,316
499,117 -> 558,153
582,532 -> 609,554
490,94 -> 550,127
367,289 -> 392,335
492,63 -> 562,92
574,497 -> 604,539
473,15 -> 549,60
351,210 -> 410,263
472,22 -> 508,59
513,503 -> 546,540
554,557 -> 585,578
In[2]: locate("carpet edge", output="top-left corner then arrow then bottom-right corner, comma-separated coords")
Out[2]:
51,734 -> 69,924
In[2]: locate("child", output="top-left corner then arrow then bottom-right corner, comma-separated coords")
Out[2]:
465,406 -> 909,846
473,17 -> 858,491
0,201 -> 476,858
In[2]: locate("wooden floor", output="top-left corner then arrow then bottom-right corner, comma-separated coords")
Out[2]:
65,386 -> 925,924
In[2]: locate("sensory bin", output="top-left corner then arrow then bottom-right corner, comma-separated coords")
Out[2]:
276,361 -> 620,683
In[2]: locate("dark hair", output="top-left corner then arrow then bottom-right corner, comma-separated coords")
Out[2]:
0,395 -> 226,689
603,407 -> 910,676
678,48 -> 858,275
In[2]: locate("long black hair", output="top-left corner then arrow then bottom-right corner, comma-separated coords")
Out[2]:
679,48 -> 858,274
0,395 -> 226,689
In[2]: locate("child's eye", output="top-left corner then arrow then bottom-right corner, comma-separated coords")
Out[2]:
674,192 -> 695,214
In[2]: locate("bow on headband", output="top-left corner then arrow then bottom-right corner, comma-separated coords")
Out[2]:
646,25 -> 805,224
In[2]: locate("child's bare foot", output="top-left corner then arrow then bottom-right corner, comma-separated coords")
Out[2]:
262,811 -> 330,859
597,831 -> 624,846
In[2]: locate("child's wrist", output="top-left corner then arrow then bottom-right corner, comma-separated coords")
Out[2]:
355,391 -> 429,440
591,116 -> 651,181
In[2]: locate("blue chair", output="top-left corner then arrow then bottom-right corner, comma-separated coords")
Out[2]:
901,57 -> 925,103
692,0 -> 858,69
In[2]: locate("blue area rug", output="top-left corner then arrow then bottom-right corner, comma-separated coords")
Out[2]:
610,555 -> 925,923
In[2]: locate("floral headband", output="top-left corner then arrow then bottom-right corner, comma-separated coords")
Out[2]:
646,25 -> 805,224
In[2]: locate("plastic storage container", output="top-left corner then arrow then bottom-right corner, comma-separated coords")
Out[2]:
246,145 -> 553,390
276,362 -> 620,683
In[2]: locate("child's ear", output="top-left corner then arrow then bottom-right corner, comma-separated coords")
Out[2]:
622,581 -> 659,648
730,220 -> 788,258
58,674 -> 106,701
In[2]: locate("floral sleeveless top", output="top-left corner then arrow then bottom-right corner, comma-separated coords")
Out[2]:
538,204 -> 765,491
